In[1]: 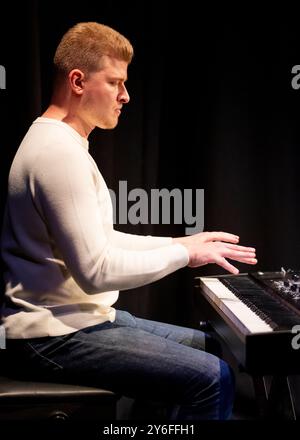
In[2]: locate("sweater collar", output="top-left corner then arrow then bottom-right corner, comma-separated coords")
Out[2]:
34,117 -> 90,150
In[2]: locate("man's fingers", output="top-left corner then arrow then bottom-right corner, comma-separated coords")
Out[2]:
215,248 -> 258,273
216,257 -> 239,275
224,243 -> 256,252
225,250 -> 256,259
204,231 -> 240,243
186,238 -> 257,272
219,245 -> 255,259
229,257 -> 257,264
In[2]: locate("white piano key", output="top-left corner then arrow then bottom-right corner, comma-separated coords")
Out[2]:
200,277 -> 273,334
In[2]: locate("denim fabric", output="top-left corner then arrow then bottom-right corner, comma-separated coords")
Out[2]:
5,310 -> 234,420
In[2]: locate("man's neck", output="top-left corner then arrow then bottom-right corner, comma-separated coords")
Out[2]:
42,104 -> 93,138
42,104 -> 66,121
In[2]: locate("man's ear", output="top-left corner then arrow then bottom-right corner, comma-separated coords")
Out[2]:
68,69 -> 85,95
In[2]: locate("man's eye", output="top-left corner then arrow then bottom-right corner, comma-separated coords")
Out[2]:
109,81 -> 117,86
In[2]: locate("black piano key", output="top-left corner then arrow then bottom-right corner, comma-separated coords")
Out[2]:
221,276 -> 300,330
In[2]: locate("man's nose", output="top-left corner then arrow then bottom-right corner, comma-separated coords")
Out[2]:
119,85 -> 130,104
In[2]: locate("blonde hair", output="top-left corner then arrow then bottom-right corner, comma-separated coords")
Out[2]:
53,22 -> 133,79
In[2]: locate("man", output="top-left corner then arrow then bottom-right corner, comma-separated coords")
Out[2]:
1,22 -> 257,419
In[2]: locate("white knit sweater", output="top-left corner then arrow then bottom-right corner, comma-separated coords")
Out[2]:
1,118 -> 189,338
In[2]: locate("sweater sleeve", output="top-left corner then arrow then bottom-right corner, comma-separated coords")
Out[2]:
32,145 -> 189,294
108,229 -> 173,250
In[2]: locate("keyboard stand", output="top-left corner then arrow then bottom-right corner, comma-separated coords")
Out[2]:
252,375 -> 297,420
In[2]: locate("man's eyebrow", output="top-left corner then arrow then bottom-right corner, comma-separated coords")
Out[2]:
108,75 -> 128,82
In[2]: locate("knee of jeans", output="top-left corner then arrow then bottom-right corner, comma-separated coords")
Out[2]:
219,360 -> 235,419
115,309 -> 137,327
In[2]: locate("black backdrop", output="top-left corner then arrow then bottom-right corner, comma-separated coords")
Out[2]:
1,1 -> 300,328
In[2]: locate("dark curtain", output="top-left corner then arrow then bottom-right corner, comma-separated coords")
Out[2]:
1,2 -> 300,330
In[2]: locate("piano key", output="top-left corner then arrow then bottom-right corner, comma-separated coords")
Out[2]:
200,277 -> 273,334
222,276 -> 300,328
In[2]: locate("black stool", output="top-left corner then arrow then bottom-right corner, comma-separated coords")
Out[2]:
0,374 -> 119,422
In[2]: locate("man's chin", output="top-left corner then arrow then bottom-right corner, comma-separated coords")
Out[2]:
97,120 -> 118,130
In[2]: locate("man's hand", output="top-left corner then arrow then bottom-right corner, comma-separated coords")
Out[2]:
173,231 -> 257,275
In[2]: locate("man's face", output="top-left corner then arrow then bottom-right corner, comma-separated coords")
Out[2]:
81,55 -> 130,130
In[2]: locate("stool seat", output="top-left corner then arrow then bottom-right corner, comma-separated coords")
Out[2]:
0,374 -> 119,421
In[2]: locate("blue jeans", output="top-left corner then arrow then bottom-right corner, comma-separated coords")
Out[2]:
5,310 -> 234,420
